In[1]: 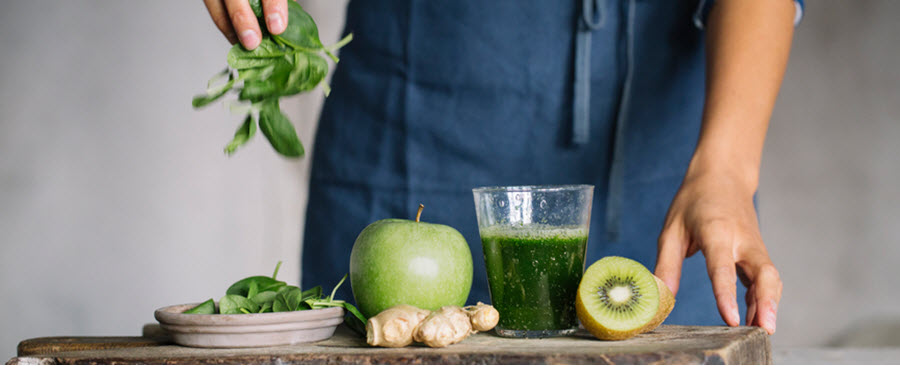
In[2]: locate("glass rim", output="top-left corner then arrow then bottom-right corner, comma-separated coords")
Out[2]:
472,184 -> 594,193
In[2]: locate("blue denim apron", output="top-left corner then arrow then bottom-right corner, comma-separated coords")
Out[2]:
301,0 -> 774,326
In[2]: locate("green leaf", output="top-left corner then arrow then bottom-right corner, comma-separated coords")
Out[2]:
219,294 -> 260,314
272,298 -> 288,312
248,0 -> 263,18
258,101 -> 304,157
227,39 -> 288,70
342,302 -> 367,324
192,0 -> 351,158
280,287 -> 304,311
239,80 -> 278,102
225,114 -> 257,155
258,302 -> 272,313
246,280 -> 259,300
300,286 -> 322,302
183,299 -> 216,314
207,68 -> 231,90
226,276 -> 287,297
301,53 -> 328,92
281,52 -> 327,96
262,281 -> 288,293
341,302 -> 368,336
272,2 -> 324,51
272,286 -> 300,312
192,79 -> 234,108
250,290 -> 278,306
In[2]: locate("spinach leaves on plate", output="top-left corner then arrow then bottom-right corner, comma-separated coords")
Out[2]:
184,261 -> 367,334
192,0 -> 352,158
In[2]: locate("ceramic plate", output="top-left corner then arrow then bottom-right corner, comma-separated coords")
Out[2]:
154,303 -> 344,348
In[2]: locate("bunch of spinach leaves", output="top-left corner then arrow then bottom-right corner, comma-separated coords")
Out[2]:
192,0 -> 352,158
184,261 -> 367,334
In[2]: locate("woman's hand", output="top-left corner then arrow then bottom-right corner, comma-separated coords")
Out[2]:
202,0 -> 288,50
654,0 -> 796,335
654,166 -> 782,335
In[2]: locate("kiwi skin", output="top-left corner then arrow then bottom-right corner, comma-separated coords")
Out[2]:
575,274 -> 675,341
638,276 -> 675,334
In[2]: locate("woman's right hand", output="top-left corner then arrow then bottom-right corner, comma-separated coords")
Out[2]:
202,0 -> 288,50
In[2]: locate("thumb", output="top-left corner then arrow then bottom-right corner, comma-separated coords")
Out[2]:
654,223 -> 687,296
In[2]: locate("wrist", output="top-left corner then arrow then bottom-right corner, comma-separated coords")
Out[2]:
684,146 -> 761,196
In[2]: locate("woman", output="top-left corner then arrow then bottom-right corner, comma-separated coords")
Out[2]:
203,0 -> 801,334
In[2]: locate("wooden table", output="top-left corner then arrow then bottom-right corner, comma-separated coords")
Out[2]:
8,324 -> 771,364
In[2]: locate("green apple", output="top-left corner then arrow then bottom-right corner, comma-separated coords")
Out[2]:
350,205 -> 473,318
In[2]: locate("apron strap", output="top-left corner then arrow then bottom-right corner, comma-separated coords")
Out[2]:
572,0 -> 605,145
605,0 -> 636,241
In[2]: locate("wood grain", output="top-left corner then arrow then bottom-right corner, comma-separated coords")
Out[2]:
9,325 -> 770,365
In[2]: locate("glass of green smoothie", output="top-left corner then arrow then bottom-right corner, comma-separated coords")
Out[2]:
472,185 -> 593,338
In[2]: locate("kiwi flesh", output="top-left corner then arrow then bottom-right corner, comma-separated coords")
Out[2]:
575,256 -> 674,340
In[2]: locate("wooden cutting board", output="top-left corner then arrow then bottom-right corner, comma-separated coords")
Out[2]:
9,324 -> 770,364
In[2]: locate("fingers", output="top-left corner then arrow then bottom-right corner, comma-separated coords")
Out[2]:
745,283 -> 757,326
655,224 -> 688,296
745,263 -> 782,334
701,225 -> 740,327
262,0 -> 288,35
203,0 -> 238,44
224,0 -> 262,49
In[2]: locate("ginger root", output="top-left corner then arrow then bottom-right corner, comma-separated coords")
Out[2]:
366,303 -> 499,348
366,304 -> 431,347
414,306 -> 473,347
464,302 -> 500,331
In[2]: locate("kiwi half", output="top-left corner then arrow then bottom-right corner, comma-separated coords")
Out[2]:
576,256 -> 674,340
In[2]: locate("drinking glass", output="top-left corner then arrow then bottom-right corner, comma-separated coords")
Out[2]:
473,185 -> 593,338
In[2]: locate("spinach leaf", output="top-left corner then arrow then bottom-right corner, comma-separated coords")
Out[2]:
277,286 -> 304,311
225,114 -> 257,155
258,302 -> 272,313
248,0 -> 263,18
341,302 -> 367,336
300,286 -> 322,302
272,289 -> 292,313
250,290 -> 278,305
258,101 -> 304,157
183,298 -> 216,314
192,0 -> 351,158
246,280 -> 260,300
341,302 -> 366,324
226,276 -> 286,297
192,78 -> 235,108
182,261 -> 368,340
239,80 -> 278,102
227,39 -> 288,70
282,52 -> 327,96
219,294 -> 260,314
272,1 -> 324,51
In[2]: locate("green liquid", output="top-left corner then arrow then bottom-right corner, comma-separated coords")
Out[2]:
481,226 -> 588,331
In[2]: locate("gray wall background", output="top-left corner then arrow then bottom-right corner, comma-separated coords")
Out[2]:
1,0 -> 897,359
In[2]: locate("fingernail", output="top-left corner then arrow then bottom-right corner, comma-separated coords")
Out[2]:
267,13 -> 285,34
766,309 -> 777,333
731,307 -> 741,325
239,30 -> 260,49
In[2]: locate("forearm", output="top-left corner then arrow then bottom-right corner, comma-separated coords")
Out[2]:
688,0 -> 795,192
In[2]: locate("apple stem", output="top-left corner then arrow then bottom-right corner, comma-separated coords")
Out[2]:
416,204 -> 424,222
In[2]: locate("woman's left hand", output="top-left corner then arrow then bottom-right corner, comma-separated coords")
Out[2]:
653,168 -> 782,335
